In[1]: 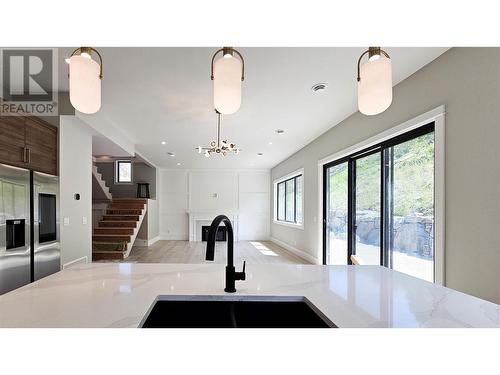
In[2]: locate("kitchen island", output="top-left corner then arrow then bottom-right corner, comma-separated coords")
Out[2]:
0,263 -> 498,328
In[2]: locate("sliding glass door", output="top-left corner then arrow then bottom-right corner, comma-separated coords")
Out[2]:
324,162 -> 348,264
353,152 -> 382,265
386,132 -> 435,280
323,123 -> 435,282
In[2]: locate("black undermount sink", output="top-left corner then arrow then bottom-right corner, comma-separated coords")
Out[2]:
139,295 -> 336,328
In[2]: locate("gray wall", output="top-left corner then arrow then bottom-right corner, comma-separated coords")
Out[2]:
271,48 -> 500,304
60,116 -> 93,267
95,162 -> 156,199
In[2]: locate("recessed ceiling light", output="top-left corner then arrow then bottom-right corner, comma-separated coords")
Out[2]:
311,83 -> 327,93
177,162 -> 181,166
268,141 -> 273,145
167,152 -> 175,157
275,129 -> 285,134
257,153 -> 263,157
161,141 -> 166,145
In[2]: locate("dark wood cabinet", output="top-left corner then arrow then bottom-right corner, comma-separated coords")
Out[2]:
0,115 -> 58,175
0,116 -> 26,168
25,117 -> 58,175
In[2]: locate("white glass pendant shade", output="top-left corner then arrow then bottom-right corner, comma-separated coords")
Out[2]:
358,56 -> 392,116
213,56 -> 242,114
69,55 -> 101,114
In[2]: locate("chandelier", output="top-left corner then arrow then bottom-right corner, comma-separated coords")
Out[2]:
197,111 -> 240,157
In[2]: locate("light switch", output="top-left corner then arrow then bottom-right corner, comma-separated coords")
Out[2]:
82,216 -> 88,225
213,193 -> 218,198
63,217 -> 70,226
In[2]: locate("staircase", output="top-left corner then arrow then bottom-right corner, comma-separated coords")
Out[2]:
92,198 -> 148,261
92,164 -> 112,201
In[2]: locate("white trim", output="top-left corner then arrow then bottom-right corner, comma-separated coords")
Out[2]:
148,236 -> 160,246
270,237 -> 319,264
273,167 -> 304,184
160,234 -> 188,241
273,220 -> 304,230
62,256 -> 88,269
318,106 -> 446,166
160,168 -> 270,173
114,159 -> 133,184
317,105 -> 445,284
133,236 -> 161,247
126,206 -> 147,257
433,113 -> 445,286
272,167 -> 304,229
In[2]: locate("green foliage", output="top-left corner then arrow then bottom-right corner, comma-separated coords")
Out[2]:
328,132 -> 434,217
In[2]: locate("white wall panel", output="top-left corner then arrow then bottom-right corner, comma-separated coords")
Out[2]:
158,169 -> 270,241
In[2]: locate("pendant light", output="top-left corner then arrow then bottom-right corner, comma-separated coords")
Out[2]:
66,47 -> 103,114
210,47 -> 245,114
357,47 -> 392,116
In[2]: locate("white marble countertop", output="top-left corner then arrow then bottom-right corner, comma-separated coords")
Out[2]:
0,263 -> 498,328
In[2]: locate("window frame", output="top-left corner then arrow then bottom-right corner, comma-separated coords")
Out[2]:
115,160 -> 133,184
273,169 -> 304,229
318,106 -> 445,284
322,123 -> 436,278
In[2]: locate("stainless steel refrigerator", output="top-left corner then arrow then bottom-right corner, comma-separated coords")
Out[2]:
0,163 -> 60,295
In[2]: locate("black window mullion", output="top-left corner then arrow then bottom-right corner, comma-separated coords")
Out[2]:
381,149 -> 388,267
284,180 -> 288,222
277,174 -> 302,224
322,166 -> 328,265
276,183 -> 279,221
389,147 -> 394,269
347,159 -> 355,265
293,177 -> 297,224
323,122 -> 435,267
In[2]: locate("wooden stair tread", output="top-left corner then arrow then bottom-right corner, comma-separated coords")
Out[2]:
92,197 -> 148,261
94,229 -> 134,234
93,234 -> 130,237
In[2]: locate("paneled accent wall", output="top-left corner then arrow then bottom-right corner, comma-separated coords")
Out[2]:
159,170 -> 270,241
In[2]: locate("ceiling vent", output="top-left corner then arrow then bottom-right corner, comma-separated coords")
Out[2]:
311,83 -> 327,93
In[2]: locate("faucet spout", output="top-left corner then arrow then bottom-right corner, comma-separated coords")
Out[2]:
205,215 -> 245,293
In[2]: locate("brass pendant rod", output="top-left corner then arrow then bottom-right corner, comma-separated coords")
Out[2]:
68,47 -> 103,79
217,112 -> 221,148
357,47 -> 390,82
210,47 -> 245,81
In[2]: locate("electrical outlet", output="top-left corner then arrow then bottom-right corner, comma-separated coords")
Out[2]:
82,216 -> 88,225
63,217 -> 70,226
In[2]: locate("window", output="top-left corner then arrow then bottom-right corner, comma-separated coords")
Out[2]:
323,123 -> 435,282
276,173 -> 303,225
115,160 -> 132,183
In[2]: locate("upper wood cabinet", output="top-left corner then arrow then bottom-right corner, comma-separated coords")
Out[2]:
0,116 -> 26,168
0,115 -> 58,175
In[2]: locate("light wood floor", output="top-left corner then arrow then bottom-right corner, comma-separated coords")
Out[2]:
103,240 -> 309,265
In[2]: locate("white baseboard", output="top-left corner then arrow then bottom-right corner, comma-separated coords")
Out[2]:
160,233 -> 189,240
62,256 -> 88,269
270,237 -> 319,264
147,236 -> 160,246
134,236 -> 161,247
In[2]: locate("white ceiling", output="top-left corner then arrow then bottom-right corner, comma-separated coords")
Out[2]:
57,47 -> 448,169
